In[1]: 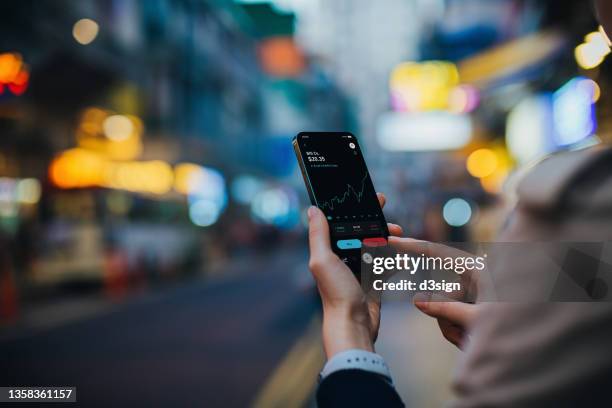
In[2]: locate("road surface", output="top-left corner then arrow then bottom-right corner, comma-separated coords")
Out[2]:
0,249 -> 321,407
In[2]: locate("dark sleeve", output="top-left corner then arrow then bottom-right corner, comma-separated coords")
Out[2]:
317,369 -> 405,408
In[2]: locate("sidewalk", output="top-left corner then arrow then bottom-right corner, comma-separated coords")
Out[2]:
377,300 -> 459,407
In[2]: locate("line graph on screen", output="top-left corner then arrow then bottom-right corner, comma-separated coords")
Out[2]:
319,173 -> 368,211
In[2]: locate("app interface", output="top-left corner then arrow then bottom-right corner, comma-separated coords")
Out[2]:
297,133 -> 388,263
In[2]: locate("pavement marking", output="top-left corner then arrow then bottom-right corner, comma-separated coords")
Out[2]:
252,317 -> 324,408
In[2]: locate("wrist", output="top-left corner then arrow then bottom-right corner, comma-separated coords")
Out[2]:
322,305 -> 374,359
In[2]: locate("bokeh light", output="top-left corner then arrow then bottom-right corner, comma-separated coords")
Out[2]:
185,166 -> 227,211
467,148 -> 498,178
449,85 -> 480,114
591,80 -> 602,103
16,178 -> 41,204
76,108 -> 143,160
390,61 -> 460,112
506,95 -> 553,164
231,175 -> 263,205
258,37 -> 305,77
575,30 -> 611,70
251,187 -> 297,228
189,200 -> 221,227
49,148 -> 175,195
174,163 -> 202,195
103,115 -> 134,141
553,77 -> 596,146
442,198 -> 472,227
73,18 -> 99,45
0,52 -> 29,96
480,168 -> 509,194
49,148 -> 105,188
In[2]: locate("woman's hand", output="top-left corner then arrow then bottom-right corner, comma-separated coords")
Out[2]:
307,193 -> 402,359
388,237 -> 481,349
413,293 -> 479,349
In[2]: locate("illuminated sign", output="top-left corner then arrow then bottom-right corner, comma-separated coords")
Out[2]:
389,61 -> 478,113
552,77 -> 597,146
506,95 -> 554,164
377,112 -> 472,151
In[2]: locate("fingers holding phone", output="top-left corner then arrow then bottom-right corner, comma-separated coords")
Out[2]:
377,192 -> 403,237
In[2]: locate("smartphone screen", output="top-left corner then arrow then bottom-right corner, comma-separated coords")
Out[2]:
293,132 -> 389,274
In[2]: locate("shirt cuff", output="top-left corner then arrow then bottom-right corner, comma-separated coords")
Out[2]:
320,349 -> 393,381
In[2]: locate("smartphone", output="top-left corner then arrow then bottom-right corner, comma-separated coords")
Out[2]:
293,132 -> 389,276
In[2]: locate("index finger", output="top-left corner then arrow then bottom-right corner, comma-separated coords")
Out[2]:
387,237 -> 475,259
389,237 -> 479,301
307,206 -> 334,263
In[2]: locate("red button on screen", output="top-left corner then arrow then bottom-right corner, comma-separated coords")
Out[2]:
362,237 -> 387,247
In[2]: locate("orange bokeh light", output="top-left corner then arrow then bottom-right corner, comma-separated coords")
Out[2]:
0,52 -> 29,96
258,37 -> 305,78
50,149 -> 105,189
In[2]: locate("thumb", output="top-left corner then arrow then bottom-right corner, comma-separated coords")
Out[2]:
307,206 -> 334,264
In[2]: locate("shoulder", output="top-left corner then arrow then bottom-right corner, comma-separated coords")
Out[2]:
515,145 -> 612,213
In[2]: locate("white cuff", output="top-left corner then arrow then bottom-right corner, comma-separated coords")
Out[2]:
320,349 -> 392,381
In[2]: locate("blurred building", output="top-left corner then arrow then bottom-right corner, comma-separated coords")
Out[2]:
0,0 -> 353,307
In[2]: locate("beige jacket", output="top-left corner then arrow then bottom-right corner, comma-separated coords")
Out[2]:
453,146 -> 612,407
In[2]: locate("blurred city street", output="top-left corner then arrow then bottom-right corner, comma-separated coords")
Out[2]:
0,245 -> 459,407
1,248 -> 321,407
